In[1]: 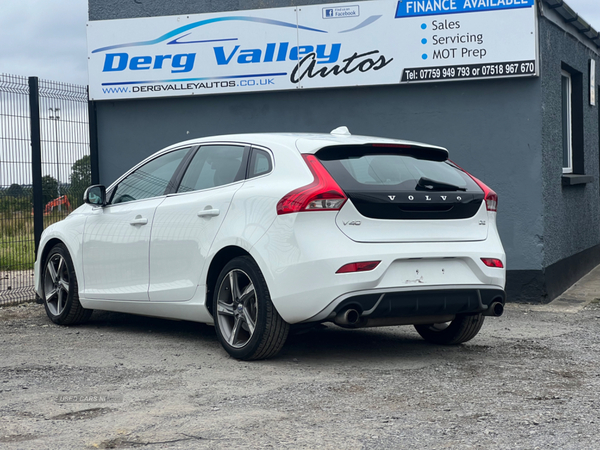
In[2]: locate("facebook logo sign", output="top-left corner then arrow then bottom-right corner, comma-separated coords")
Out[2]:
322,6 -> 360,19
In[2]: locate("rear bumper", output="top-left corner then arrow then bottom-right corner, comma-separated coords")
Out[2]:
252,212 -> 506,324
308,285 -> 505,323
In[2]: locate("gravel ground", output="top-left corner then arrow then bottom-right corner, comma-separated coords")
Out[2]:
1,297 -> 599,449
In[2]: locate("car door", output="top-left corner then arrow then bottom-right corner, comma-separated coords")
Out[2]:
81,147 -> 192,301
148,144 -> 248,302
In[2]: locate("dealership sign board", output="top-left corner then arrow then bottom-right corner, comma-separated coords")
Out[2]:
87,0 -> 538,100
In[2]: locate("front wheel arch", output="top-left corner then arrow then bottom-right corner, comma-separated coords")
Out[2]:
38,238 -> 78,297
41,243 -> 92,325
39,238 -> 64,275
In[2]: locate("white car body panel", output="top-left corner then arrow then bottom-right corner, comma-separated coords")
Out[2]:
148,182 -> 243,302
81,197 -> 165,301
80,285 -> 213,323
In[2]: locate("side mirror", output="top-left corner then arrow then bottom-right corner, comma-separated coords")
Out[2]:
84,185 -> 106,206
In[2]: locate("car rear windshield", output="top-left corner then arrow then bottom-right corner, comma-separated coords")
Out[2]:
316,145 -> 479,193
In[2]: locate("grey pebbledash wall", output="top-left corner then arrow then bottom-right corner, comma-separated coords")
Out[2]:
540,20 -> 600,265
536,8 -> 600,300
88,0 -> 600,302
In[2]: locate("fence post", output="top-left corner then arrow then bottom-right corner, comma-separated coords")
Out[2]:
29,77 -> 43,255
88,97 -> 100,185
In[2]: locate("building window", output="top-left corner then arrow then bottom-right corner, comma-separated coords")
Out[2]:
561,64 -> 584,179
561,70 -> 572,174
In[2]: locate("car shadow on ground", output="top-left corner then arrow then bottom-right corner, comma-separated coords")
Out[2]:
50,309 -> 481,365
281,323 -> 480,365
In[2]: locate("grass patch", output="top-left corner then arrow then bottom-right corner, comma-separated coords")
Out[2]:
0,211 -> 68,271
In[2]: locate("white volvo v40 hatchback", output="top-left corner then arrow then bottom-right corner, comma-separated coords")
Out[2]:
34,127 -> 506,360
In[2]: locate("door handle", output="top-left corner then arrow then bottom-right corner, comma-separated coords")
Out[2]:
130,216 -> 148,225
197,208 -> 220,217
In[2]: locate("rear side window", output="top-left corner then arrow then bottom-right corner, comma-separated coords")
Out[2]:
178,145 -> 246,192
248,149 -> 272,178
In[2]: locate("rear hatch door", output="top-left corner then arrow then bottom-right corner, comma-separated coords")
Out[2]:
316,145 -> 488,243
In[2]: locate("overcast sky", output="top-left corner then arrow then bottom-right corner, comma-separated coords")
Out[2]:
0,0 -> 599,86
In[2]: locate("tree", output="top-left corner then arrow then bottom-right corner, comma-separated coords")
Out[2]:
6,183 -> 24,198
41,175 -> 59,206
69,155 -> 91,208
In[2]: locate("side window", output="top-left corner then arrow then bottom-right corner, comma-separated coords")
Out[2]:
111,147 -> 190,204
248,148 -> 272,178
562,70 -> 573,174
561,64 -> 584,175
178,145 -> 246,193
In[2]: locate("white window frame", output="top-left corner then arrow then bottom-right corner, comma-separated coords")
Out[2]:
562,70 -> 573,174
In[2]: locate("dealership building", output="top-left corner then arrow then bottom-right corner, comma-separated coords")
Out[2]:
87,0 -> 600,303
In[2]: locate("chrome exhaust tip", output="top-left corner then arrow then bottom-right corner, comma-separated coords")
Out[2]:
333,308 -> 362,327
483,301 -> 504,317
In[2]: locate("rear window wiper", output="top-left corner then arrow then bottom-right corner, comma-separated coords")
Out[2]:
417,177 -> 466,191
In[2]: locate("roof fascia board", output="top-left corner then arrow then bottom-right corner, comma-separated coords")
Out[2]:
540,0 -> 600,54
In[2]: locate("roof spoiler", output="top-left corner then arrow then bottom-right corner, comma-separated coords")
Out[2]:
316,143 -> 449,162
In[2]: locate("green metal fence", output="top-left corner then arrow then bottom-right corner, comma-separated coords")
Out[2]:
0,74 -> 90,306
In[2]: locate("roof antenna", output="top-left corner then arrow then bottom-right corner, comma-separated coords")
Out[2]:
330,126 -> 351,136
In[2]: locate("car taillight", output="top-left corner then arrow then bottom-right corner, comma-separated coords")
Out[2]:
481,258 -> 504,268
276,154 -> 347,215
468,175 -> 497,212
449,161 -> 498,212
336,261 -> 381,274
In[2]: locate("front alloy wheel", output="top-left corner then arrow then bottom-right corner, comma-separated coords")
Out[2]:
44,252 -> 71,317
213,256 -> 289,360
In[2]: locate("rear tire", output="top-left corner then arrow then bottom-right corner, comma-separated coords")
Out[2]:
213,256 -> 289,360
414,314 -> 485,345
42,244 -> 92,325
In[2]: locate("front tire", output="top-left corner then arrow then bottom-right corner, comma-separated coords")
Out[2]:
414,314 -> 485,345
42,244 -> 92,325
213,256 -> 289,360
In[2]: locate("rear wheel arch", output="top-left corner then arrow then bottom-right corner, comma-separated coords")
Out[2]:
206,246 -> 253,316
212,255 -> 289,360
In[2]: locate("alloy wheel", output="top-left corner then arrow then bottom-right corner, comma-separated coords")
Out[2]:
216,269 -> 258,348
44,253 -> 70,316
